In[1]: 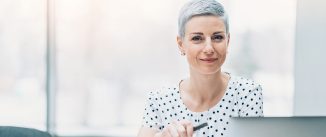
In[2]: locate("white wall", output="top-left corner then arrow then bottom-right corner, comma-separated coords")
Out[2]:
294,0 -> 326,116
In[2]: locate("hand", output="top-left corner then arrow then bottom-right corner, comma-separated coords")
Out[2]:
155,120 -> 194,137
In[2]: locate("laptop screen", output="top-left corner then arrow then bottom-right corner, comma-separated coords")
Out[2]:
227,117 -> 326,137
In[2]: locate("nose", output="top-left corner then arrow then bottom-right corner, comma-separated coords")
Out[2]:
203,39 -> 214,54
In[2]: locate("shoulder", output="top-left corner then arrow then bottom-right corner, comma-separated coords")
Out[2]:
232,75 -> 261,88
146,86 -> 179,103
230,75 -> 263,97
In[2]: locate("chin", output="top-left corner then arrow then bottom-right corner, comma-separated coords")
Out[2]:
198,68 -> 221,75
189,65 -> 222,75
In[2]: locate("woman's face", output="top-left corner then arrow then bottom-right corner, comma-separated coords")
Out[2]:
177,15 -> 230,75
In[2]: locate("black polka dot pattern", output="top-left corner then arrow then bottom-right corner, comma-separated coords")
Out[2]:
141,74 -> 264,136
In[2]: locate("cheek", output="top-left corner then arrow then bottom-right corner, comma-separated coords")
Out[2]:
185,46 -> 202,62
187,46 -> 202,57
215,44 -> 228,55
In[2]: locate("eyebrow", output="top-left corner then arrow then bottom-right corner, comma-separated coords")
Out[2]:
213,31 -> 225,35
190,32 -> 204,35
190,31 -> 225,35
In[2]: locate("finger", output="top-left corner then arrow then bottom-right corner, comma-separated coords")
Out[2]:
178,120 -> 193,137
173,121 -> 187,137
167,124 -> 179,137
161,127 -> 172,137
184,121 -> 193,137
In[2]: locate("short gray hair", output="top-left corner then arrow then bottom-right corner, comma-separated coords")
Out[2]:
178,0 -> 229,37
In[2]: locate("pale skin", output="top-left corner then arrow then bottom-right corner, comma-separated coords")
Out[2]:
137,15 -> 230,137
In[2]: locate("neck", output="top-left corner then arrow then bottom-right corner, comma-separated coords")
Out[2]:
191,71 -> 227,99
179,70 -> 230,112
183,71 -> 229,104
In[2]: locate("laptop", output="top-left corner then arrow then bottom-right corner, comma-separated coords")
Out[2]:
228,117 -> 326,137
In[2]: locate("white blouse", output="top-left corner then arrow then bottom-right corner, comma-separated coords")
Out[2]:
141,74 -> 264,137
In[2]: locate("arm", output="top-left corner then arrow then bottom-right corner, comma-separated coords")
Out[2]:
139,91 -> 194,137
138,91 -> 163,137
239,84 -> 264,117
137,120 -> 194,137
137,127 -> 160,137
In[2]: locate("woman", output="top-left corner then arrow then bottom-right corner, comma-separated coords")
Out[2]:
137,0 -> 263,137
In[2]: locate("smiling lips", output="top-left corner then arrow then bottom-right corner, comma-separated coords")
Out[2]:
200,58 -> 218,63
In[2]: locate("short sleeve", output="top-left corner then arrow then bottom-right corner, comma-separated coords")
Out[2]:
238,85 -> 264,117
141,91 -> 162,131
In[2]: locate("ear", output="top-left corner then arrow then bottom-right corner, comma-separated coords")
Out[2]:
226,33 -> 230,54
227,33 -> 230,46
177,36 -> 186,54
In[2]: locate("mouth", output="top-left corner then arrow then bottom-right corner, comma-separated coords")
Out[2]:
199,58 -> 218,63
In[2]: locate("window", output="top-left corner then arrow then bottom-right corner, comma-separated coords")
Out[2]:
0,0 -> 296,136
222,0 -> 296,116
55,0 -> 296,136
54,0 -> 190,135
0,0 -> 46,130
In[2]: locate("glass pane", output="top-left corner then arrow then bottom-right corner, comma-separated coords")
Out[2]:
55,0 -> 190,135
55,0 -> 295,136
222,0 -> 296,116
0,0 -> 46,130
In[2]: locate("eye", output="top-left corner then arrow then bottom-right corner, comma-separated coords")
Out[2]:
212,35 -> 224,41
191,36 -> 203,41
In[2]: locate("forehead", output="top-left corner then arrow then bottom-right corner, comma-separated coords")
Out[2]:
185,15 -> 226,34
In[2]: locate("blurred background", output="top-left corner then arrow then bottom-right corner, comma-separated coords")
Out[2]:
0,0 -> 301,136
